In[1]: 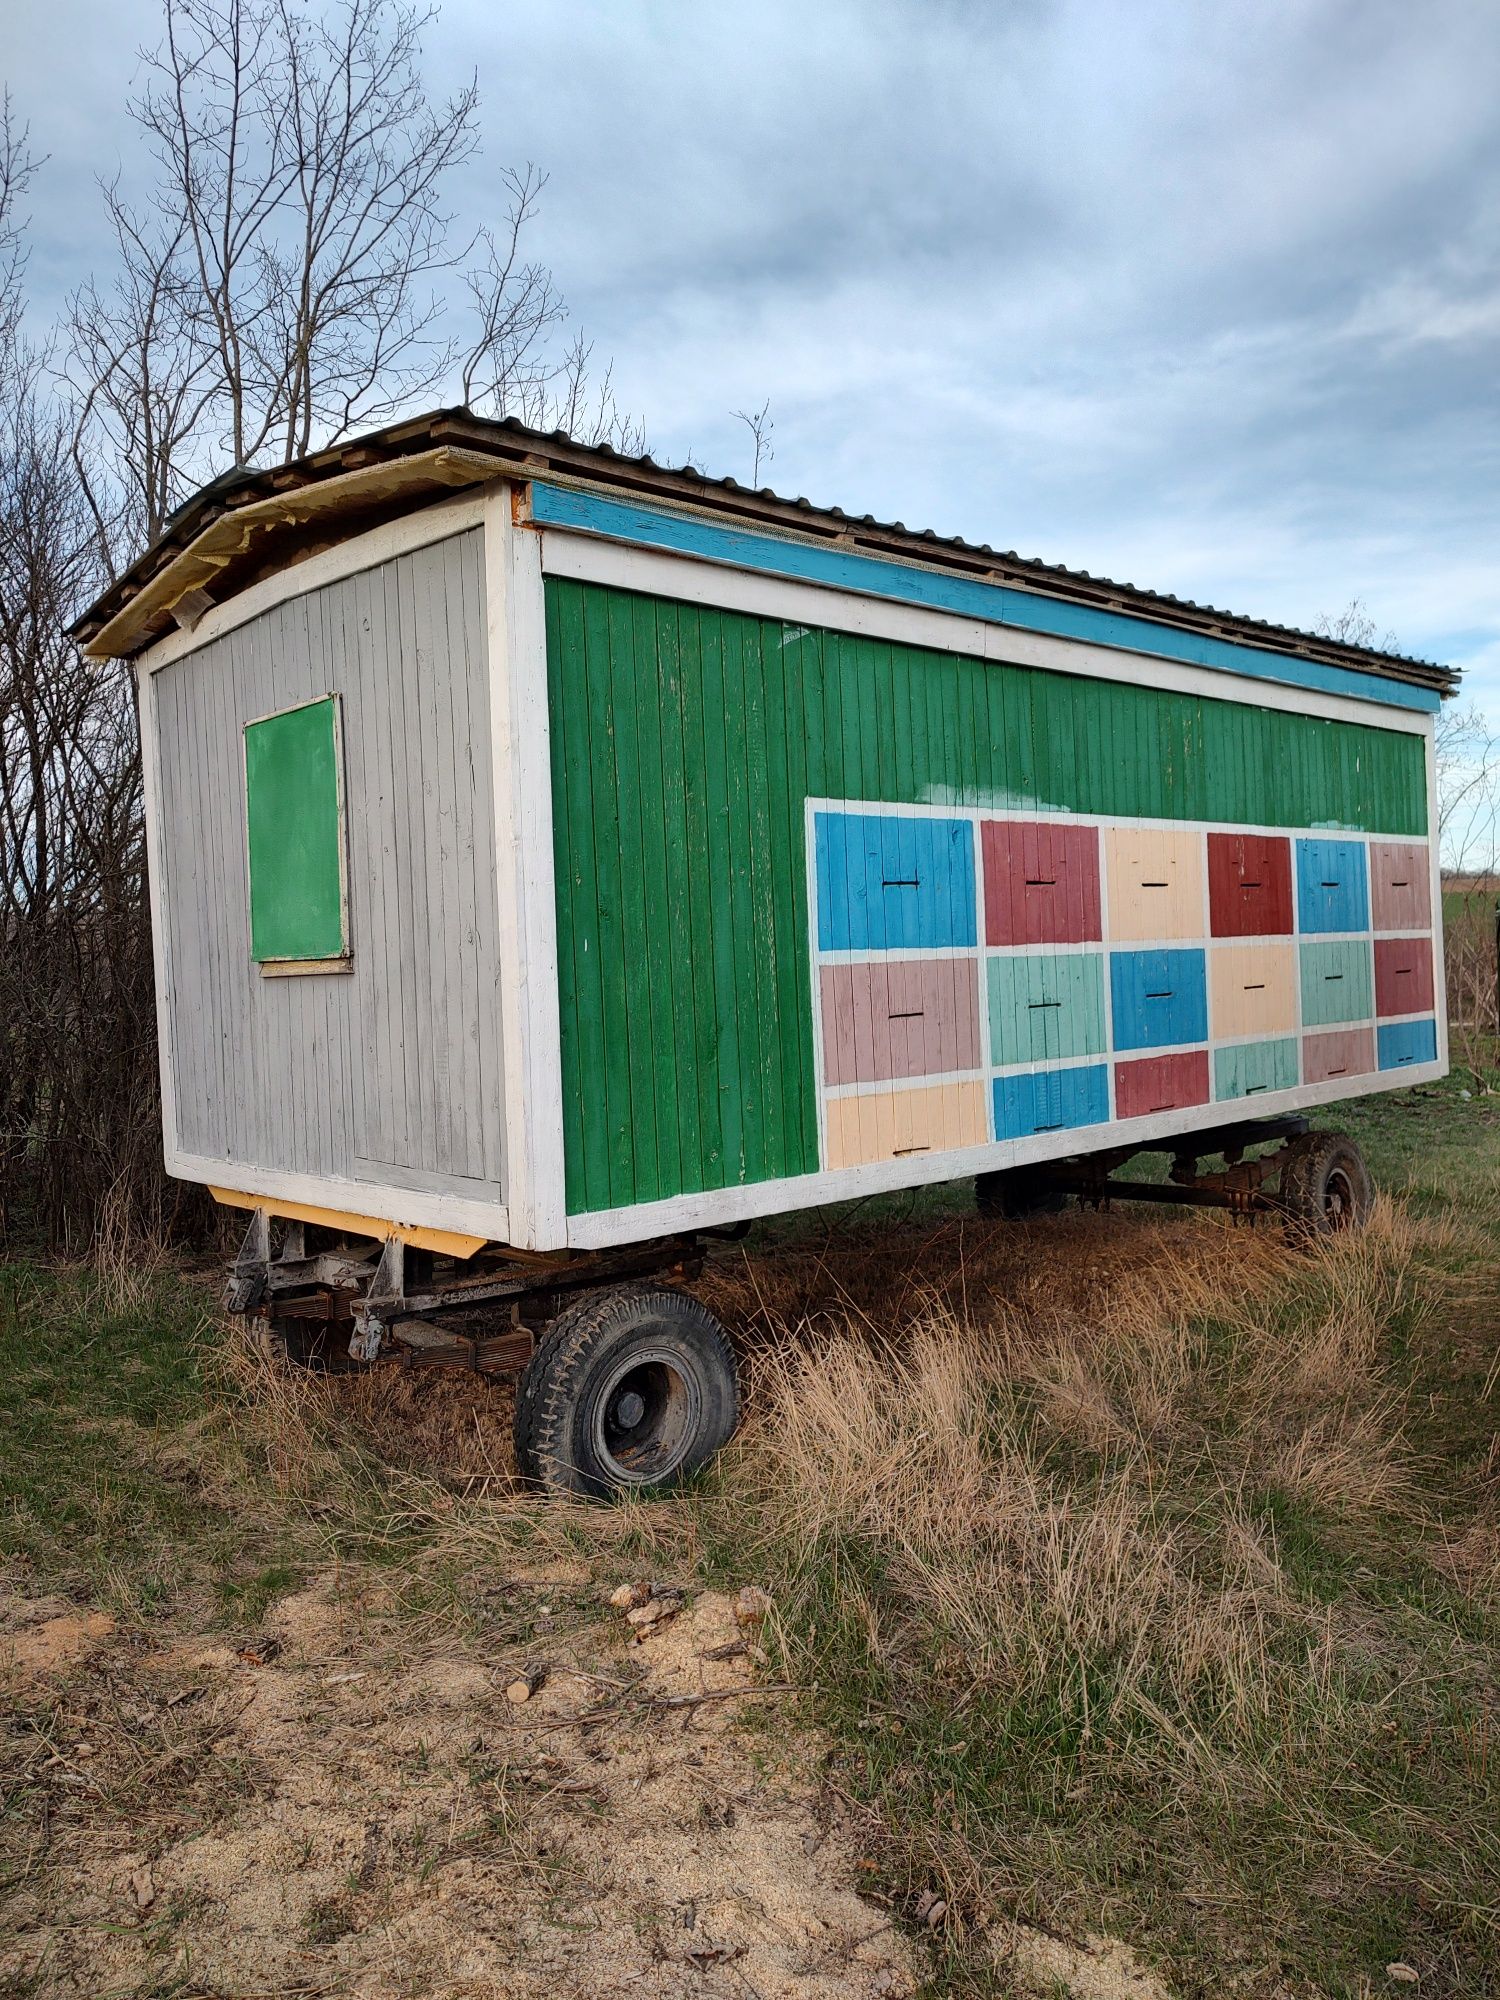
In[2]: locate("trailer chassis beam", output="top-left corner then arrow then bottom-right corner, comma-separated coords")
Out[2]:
1038,1115 -> 1311,1219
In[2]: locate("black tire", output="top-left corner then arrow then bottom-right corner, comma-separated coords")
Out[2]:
1277,1131 -> 1374,1240
244,1315 -> 356,1373
976,1167 -> 1068,1221
514,1285 -> 740,1498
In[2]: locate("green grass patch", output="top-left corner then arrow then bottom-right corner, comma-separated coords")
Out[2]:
0,1260 -> 320,1623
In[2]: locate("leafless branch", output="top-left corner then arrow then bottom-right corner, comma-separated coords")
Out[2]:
732,396 -> 774,486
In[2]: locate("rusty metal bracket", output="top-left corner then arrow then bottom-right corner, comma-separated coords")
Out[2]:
349,1235 -> 405,1363
224,1207 -> 271,1315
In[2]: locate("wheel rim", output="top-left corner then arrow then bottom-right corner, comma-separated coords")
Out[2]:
1323,1165 -> 1355,1228
591,1344 -> 701,1485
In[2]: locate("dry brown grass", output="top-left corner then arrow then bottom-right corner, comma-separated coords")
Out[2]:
178,1184 -> 1499,1992
218,1198 -> 1456,1679
5,1135 -> 1497,2000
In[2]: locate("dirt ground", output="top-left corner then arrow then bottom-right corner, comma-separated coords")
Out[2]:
2,1568 -> 925,2000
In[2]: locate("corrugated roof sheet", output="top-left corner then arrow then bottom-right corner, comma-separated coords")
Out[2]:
71,406 -> 1457,694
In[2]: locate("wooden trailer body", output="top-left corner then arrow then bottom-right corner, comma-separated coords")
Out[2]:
78,415 -> 1453,1261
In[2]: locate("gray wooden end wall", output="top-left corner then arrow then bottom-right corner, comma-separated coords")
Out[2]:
151,527 -> 507,1206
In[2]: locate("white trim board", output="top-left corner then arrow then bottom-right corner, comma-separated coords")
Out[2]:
168,1148 -> 509,1240
801,795 -> 1433,843
539,529 -> 1434,739
561,1057 -> 1446,1249
485,484 -> 569,1250
140,490 -> 493,674
135,658 -> 182,1166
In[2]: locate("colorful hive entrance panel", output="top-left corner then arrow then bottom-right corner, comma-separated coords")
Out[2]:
809,801 -> 1437,1170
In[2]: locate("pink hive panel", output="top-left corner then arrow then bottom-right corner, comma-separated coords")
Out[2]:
819,958 -> 981,1087
982,819 -> 1101,946
1302,1026 -> 1377,1085
1369,842 -> 1431,932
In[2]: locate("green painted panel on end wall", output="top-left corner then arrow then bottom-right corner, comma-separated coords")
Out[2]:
1214,1037 -> 1300,1102
244,695 -> 346,962
545,577 -> 1428,1216
1300,939 -> 1375,1027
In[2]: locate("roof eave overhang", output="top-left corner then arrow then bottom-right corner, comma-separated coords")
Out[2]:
81,444 -> 506,660
74,408 -> 1459,700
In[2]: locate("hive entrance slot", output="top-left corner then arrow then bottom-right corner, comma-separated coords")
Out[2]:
893,1143 -> 930,1156
1027,1000 -> 1062,1010
1024,877 -> 1056,887
1142,880 -> 1168,888
1241,879 -> 1262,889
883,877 -> 919,889
1146,989 -> 1173,1000
1244,982 -> 1265,991
888,1009 -> 924,1020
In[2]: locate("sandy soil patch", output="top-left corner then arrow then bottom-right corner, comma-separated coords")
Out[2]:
1,1571 -> 918,2000
0,1588 -> 116,1682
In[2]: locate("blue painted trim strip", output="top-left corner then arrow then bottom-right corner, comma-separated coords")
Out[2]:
531,482 -> 1440,714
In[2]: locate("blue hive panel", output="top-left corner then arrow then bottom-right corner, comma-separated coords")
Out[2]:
1377,1018 -> 1437,1071
1295,838 -> 1370,934
1110,948 -> 1209,1052
814,811 -> 977,952
992,1064 -> 1112,1141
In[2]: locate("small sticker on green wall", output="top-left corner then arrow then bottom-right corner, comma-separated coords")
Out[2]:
243,694 -> 347,963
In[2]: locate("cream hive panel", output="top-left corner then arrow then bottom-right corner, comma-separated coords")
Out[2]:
824,1081 -> 990,1170
1209,942 -> 1298,1039
1104,826 -> 1206,940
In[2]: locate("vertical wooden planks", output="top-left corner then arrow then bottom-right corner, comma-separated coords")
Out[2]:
153,528 -> 505,1204
544,577 -> 1432,1217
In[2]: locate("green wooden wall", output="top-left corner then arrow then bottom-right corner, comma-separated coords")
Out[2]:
545,577 -> 1428,1216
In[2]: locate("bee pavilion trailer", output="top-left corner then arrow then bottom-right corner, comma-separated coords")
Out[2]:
76,410 -> 1455,1493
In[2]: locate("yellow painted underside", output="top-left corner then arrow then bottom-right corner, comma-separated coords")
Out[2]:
208,1186 -> 487,1259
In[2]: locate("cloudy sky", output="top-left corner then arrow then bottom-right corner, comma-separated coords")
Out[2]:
4,0 -> 1498,715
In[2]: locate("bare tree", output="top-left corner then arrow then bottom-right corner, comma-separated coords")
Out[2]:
0,112 -> 175,1246
6,2 -> 650,1249
68,0 -> 644,559
0,96 -> 34,354
1314,597 -> 1396,654
68,195 -> 218,558
1318,600 -> 1499,1080
1433,702 -> 1499,878
733,396 -> 774,486
457,166 -> 563,412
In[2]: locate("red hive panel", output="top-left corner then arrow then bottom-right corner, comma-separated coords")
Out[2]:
1114,1050 -> 1210,1119
1374,937 -> 1435,1018
1207,833 -> 1293,937
982,819 -> 1101,946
